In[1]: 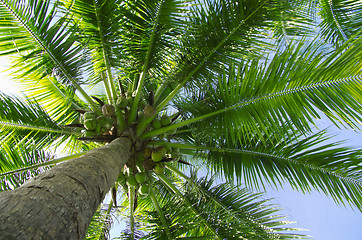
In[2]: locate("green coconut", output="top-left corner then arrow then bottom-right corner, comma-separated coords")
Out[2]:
116,96 -> 128,109
95,124 -> 103,135
143,148 -> 152,158
102,104 -> 115,117
143,105 -> 157,117
151,150 -> 163,162
160,115 -> 172,126
138,184 -> 150,195
164,145 -> 173,154
127,97 -> 134,107
117,172 -> 126,183
84,112 -> 96,120
84,118 -> 97,130
126,175 -> 138,187
135,172 -> 148,184
151,118 -> 162,129
143,159 -> 156,171
157,146 -> 166,155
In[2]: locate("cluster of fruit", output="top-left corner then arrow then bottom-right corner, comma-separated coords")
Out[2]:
117,167 -> 150,198
81,105 -> 114,137
76,92 -> 183,202
116,144 -> 180,199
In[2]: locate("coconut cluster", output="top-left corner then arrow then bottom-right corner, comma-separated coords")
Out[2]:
77,92 -> 181,201
116,144 -> 180,199
81,110 -> 114,137
117,166 -> 151,198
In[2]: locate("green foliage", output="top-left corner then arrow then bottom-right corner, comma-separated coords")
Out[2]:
142,173 -> 308,239
0,0 -> 361,239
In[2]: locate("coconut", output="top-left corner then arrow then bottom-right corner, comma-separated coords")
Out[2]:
143,159 -> 156,171
84,118 -> 97,130
143,105 -> 157,117
143,148 -> 152,158
126,175 -> 138,187
116,96 -> 128,109
102,104 -> 115,117
95,124 -> 103,135
117,172 -> 126,183
164,145 -> 173,154
84,112 -> 96,120
151,150 -> 163,162
161,115 -> 172,126
151,118 -> 162,129
127,97 -> 134,107
139,184 -> 150,195
135,172 -> 148,184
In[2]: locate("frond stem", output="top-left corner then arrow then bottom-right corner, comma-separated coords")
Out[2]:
141,75 -> 362,139
129,0 -> 166,124
129,186 -> 135,240
155,141 -> 362,190
93,0 -> 117,104
324,0 -> 348,41
155,1 -> 268,110
0,121 -> 79,135
148,179 -> 173,239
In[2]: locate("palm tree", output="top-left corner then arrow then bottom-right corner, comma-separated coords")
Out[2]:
0,0 -> 361,239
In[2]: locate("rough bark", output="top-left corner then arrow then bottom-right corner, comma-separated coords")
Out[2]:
0,137 -> 131,240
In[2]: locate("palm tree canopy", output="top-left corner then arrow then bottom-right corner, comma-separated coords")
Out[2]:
0,0 -> 362,239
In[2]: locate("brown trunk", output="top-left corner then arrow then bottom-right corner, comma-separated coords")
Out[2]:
0,137 -> 131,240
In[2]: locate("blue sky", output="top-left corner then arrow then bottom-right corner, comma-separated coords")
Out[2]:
265,125 -> 362,240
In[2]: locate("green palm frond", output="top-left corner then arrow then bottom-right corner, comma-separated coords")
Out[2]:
61,0 -> 125,103
0,141 -> 52,191
0,0 -> 362,239
271,1 -> 316,43
318,0 -> 362,46
154,0 -> 315,108
17,76 -> 82,123
0,0 -> 96,107
166,38 -> 362,142
118,0 -> 190,78
0,152 -> 85,179
143,172 -> 308,239
0,92 -> 78,149
181,130 -> 362,211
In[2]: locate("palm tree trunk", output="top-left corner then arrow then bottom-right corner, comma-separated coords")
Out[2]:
0,137 -> 132,240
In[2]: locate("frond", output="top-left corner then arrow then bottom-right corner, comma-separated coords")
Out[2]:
0,92 -> 78,149
16,75 -> 83,123
0,0 -> 97,108
187,130 -> 362,212
86,200 -> 113,240
171,38 -> 362,143
0,0 -> 83,84
318,0 -> 362,46
0,141 -> 52,191
143,173 -> 308,239
154,0 -> 315,108
61,0 -> 126,102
